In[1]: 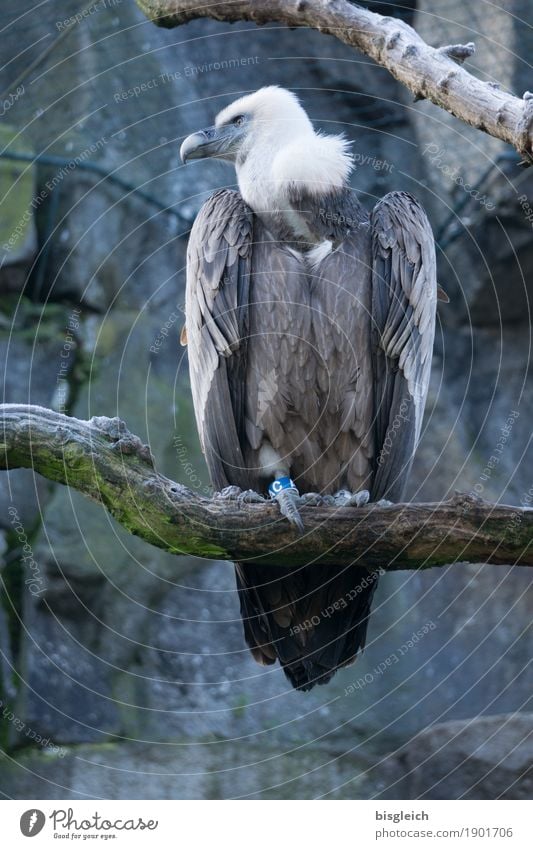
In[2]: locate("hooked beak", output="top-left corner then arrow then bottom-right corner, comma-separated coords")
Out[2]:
180,124 -> 243,164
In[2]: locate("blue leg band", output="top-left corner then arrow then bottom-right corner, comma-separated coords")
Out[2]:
268,477 -> 299,499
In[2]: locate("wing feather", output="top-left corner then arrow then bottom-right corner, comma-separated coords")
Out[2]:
371,191 -> 437,502
186,189 -> 253,490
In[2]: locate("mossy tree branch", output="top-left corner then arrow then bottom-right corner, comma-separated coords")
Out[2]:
136,0 -> 533,163
1,404 -> 531,569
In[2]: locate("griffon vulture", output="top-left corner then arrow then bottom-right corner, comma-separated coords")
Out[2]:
180,86 -> 438,691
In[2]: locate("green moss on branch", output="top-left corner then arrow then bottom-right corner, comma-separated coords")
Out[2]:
1,404 -> 531,570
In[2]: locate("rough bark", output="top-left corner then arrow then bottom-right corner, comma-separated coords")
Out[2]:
135,0 -> 533,163
1,404 -> 531,569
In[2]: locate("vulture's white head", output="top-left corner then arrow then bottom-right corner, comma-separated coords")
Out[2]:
180,86 -> 353,210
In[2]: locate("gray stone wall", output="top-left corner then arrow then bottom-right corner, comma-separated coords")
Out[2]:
0,0 -> 531,799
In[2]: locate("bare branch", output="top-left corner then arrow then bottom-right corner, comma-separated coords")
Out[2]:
135,0 -> 533,163
1,404 -> 531,570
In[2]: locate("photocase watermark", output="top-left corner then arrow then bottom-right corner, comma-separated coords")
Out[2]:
377,397 -> 411,466
173,435 -> 210,496
289,568 -> 384,637
45,136 -> 108,193
1,136 -> 108,256
114,56 -> 262,103
20,810 -> 46,837
318,208 -> 361,230
185,56 -> 261,78
517,194 -> 533,229
0,698 -> 66,757
423,143 -> 495,211
468,409 -> 519,500
7,506 -> 45,597
150,310 -> 180,354
56,0 -> 123,31
50,808 -> 158,834
0,84 -> 24,117
343,620 -> 437,696
353,152 -> 394,173
19,807 -> 159,837
54,308 -> 82,414
501,482 -> 533,540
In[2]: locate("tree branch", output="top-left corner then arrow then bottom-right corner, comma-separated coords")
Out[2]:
1,405 -> 531,569
135,0 -> 533,163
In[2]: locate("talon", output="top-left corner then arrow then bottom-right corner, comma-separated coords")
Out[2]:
334,489 -> 351,506
349,489 -> 370,507
334,489 -> 371,507
299,492 -> 324,507
376,498 -> 393,507
239,489 -> 265,504
215,485 -> 242,500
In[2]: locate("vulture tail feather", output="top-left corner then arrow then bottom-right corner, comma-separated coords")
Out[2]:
235,563 -> 379,691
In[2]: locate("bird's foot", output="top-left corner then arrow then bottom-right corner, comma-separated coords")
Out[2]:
333,489 -> 370,507
215,485 -> 265,504
269,477 -> 304,534
298,491 -> 325,507
239,489 -> 266,504
214,485 -> 242,500
375,498 -> 393,507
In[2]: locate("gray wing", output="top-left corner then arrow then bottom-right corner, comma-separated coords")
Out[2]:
370,191 -> 437,502
185,189 -> 253,491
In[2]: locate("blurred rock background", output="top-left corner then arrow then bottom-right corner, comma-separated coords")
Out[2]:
0,0 -> 531,799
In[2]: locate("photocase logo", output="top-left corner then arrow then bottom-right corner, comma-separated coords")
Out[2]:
20,809 -> 46,837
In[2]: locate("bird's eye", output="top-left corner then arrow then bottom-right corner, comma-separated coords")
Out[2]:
232,115 -> 245,127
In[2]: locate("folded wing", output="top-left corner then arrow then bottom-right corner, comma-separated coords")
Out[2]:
370,191 -> 437,502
